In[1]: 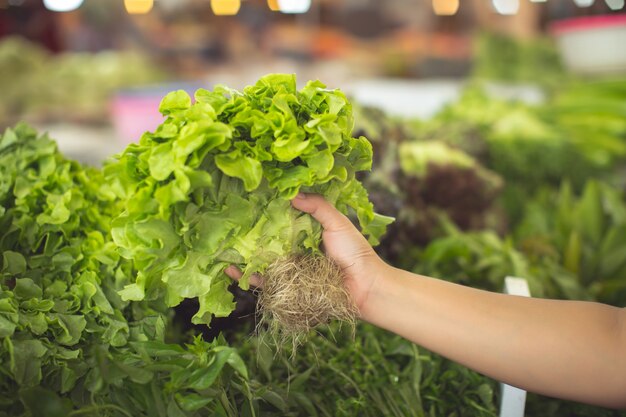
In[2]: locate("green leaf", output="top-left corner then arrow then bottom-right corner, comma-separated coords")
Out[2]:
261,390 -> 287,411
175,393 -> 214,412
149,142 -> 177,181
563,231 -> 581,275
162,252 -> 215,300
271,132 -> 310,162
49,313 -> 87,346
160,90 -> 192,115
14,278 -> 43,300
19,311 -> 48,334
36,192 -> 71,225
19,386 -> 73,417
0,314 -> 17,338
11,339 -> 47,385
2,251 -> 26,275
192,273 -> 235,325
167,397 -> 188,417
226,351 -> 249,380
575,181 -> 605,246
215,150 -> 263,192
114,361 -> 154,384
187,348 -> 233,390
131,340 -> 186,357
119,282 -> 145,301
302,148 -> 334,179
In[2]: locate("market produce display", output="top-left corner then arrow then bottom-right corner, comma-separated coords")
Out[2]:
349,78 -> 626,417
1,68 -> 625,417
472,32 -> 566,88
0,123 -> 253,417
0,37 -> 166,128
353,102 -> 505,266
0,74 -> 393,416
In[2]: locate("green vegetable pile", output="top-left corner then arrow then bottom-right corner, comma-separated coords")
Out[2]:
0,74 -> 393,414
0,124 -> 255,417
353,103 -> 505,264
105,73 -> 392,326
0,123 -> 144,414
0,124 -> 132,400
0,36 -> 166,127
472,31 -> 566,89
2,65 -> 625,417
236,322 -> 498,417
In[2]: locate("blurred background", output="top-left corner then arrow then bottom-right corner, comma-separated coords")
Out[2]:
2,2 -> 626,416
0,0 -> 624,164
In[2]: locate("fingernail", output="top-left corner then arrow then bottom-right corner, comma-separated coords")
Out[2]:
295,192 -> 306,199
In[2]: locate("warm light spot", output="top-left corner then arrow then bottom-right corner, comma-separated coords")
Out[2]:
268,0 -> 280,11
124,0 -> 154,14
211,0 -> 241,15
432,0 -> 459,15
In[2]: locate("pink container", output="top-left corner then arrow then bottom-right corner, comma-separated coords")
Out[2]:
110,83 -> 206,144
550,14 -> 626,76
110,94 -> 164,144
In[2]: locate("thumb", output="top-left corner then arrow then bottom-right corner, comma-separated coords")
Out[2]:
290,193 -> 353,233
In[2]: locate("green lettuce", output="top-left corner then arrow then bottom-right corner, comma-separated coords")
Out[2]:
105,74 -> 393,325
0,123 -> 135,410
0,124 -> 251,416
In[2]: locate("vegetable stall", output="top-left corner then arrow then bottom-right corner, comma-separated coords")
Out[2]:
1,66 -> 626,417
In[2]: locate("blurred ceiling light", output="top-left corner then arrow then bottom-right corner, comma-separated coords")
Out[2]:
267,0 -> 280,11
43,0 -> 84,12
529,0 -> 547,3
605,0 -> 624,9
124,0 -> 154,14
573,0 -> 594,5
211,0 -> 241,15
492,0 -> 519,14
277,0 -> 311,13
432,0 -> 459,15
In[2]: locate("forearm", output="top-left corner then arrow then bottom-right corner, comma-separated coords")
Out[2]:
361,264 -> 626,409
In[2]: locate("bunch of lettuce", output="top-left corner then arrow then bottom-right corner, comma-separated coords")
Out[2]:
105,74 -> 392,326
0,124 -> 251,416
0,123 -> 135,413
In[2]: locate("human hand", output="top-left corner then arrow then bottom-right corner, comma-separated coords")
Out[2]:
225,193 -> 388,314
290,193 -> 388,313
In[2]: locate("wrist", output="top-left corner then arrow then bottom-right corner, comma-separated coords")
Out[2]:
358,261 -> 398,323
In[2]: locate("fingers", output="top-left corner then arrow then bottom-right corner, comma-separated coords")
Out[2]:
224,265 -> 263,288
224,265 -> 242,280
291,193 -> 354,233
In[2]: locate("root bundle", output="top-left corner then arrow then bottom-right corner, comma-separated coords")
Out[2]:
257,254 -> 357,338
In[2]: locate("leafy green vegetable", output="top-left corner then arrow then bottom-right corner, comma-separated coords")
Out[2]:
235,322 -> 498,417
412,219 -> 588,301
0,123 -> 132,412
514,180 -> 626,306
0,36 -> 167,127
105,73 -> 392,326
0,124 -> 249,416
472,31 -> 567,88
